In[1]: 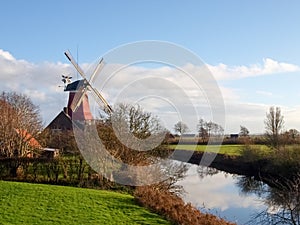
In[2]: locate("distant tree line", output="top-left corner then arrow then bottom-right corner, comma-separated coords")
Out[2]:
173,106 -> 300,146
174,119 -> 224,139
197,119 -> 224,142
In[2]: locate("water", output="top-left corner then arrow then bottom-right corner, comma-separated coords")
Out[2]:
176,163 -> 300,225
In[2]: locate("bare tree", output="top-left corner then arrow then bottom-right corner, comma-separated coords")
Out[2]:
197,119 -> 224,142
42,129 -> 79,155
197,118 -> 208,143
208,121 -> 224,137
288,129 -> 300,140
240,125 -> 250,137
264,106 -> 284,149
240,175 -> 300,225
114,103 -> 165,139
282,129 -> 300,145
0,92 -> 43,177
87,103 -> 184,186
174,121 -> 189,135
0,92 -> 43,158
96,103 -> 169,165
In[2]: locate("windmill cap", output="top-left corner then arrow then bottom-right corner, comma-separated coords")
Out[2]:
64,80 -> 85,92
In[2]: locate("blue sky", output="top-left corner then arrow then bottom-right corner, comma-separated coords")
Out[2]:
1,1 -> 300,64
1,0 -> 300,134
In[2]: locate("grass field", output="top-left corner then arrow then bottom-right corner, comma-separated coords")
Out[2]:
0,181 -> 170,225
169,144 -> 269,156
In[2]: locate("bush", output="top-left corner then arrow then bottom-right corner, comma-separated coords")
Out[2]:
239,144 -> 300,179
0,157 -> 119,190
239,145 -> 267,162
134,185 -> 236,225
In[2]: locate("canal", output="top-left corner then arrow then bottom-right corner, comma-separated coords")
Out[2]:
176,162 -> 300,225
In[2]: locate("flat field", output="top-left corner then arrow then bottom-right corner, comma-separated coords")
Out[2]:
169,144 -> 269,156
0,181 -> 170,225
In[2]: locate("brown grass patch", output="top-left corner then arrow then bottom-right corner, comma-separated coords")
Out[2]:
134,185 -> 236,225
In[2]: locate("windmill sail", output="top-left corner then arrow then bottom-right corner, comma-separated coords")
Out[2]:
64,50 -> 113,114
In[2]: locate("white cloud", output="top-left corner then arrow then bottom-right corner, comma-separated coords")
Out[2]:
222,103 -> 300,134
0,49 -> 15,61
224,102 -> 268,134
1,49 -> 299,133
0,50 -> 33,78
279,106 -> 300,131
91,62 -> 225,132
24,89 -> 47,101
207,58 -> 300,80
220,86 -> 241,101
0,49 -> 73,126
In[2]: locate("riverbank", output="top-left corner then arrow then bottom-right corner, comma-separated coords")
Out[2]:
171,148 -> 299,181
172,150 -> 257,175
0,180 -> 236,225
0,156 -> 237,225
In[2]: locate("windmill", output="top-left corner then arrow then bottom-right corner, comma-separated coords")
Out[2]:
63,50 -> 113,115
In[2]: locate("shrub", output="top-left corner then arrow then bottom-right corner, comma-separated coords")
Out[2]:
134,185 -> 236,225
0,157 -> 120,190
239,144 -> 267,162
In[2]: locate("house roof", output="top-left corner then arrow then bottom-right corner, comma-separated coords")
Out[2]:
15,129 -> 42,149
45,110 -> 73,131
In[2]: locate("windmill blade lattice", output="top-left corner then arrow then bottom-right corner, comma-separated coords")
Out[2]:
64,50 -> 113,113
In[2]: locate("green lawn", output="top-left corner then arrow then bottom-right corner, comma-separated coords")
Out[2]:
0,181 -> 170,225
170,144 -> 269,156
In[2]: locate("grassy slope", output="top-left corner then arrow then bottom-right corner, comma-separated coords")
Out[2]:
0,181 -> 170,225
170,144 -> 269,156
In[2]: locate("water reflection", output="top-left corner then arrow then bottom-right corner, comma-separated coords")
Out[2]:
177,163 -> 300,225
239,176 -> 300,225
177,164 -> 265,224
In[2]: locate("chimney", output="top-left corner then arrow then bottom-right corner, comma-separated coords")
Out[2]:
63,107 -> 68,115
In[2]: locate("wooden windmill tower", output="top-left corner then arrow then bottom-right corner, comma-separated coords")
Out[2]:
62,78 -> 93,121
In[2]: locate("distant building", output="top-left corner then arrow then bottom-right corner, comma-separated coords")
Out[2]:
180,133 -> 198,143
40,148 -> 59,158
230,134 -> 239,139
181,133 -> 197,138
